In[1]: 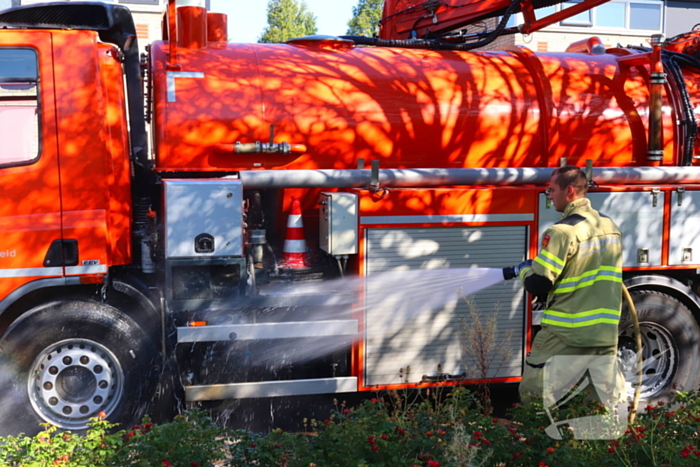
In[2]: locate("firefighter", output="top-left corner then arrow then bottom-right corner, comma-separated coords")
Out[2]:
503,165 -> 626,406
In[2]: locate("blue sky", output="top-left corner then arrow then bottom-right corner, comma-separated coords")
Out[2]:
209,0 -> 358,43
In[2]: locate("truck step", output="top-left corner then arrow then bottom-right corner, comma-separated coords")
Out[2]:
177,319 -> 358,343
185,377 -> 358,401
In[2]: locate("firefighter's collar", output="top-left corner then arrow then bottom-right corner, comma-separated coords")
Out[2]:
561,198 -> 591,218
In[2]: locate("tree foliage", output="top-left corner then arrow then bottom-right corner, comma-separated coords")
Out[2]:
346,0 -> 384,37
259,0 -> 317,43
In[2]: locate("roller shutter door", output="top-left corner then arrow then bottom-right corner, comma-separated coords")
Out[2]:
364,226 -> 527,387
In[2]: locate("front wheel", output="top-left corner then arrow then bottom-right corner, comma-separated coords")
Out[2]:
618,290 -> 700,403
0,299 -> 160,435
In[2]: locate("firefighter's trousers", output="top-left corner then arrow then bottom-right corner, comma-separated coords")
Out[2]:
520,328 -> 626,407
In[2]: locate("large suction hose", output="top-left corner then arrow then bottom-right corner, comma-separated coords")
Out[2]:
621,284 -> 642,424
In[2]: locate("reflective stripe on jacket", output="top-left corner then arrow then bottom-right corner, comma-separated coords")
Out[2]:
520,198 -> 623,347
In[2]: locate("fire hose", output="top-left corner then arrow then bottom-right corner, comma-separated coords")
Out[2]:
622,284 -> 643,425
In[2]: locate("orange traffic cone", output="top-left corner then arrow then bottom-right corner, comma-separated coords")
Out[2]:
281,196 -> 310,269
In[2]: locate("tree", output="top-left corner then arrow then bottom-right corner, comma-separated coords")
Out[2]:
259,0 -> 317,44
346,0 -> 384,37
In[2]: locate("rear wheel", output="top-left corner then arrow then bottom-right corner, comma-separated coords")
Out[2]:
0,299 -> 160,435
618,290 -> 700,403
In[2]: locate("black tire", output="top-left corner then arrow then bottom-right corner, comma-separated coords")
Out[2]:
0,299 -> 160,436
618,290 -> 700,403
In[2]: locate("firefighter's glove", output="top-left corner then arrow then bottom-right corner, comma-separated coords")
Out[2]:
502,259 -> 533,281
518,259 -> 533,272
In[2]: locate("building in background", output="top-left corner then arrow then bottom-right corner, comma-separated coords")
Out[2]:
486,0 -> 700,51
3,0 -> 210,48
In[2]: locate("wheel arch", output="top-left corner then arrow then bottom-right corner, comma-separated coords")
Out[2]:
624,274 -> 700,323
0,274 -> 161,339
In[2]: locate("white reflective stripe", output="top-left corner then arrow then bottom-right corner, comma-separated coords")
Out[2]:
166,71 -> 205,102
65,265 -> 108,275
0,267 -> 63,278
286,214 -> 303,227
283,239 -> 307,252
360,213 -> 534,225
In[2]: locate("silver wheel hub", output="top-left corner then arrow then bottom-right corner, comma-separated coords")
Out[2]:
618,321 -> 677,401
29,339 -> 124,429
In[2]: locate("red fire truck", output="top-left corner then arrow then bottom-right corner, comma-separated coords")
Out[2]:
0,0 -> 699,434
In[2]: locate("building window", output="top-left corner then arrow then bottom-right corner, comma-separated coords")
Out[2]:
0,48 -> 39,167
596,2 -> 626,28
510,0 -> 663,33
118,0 -> 160,5
629,3 -> 662,30
561,1 -> 593,26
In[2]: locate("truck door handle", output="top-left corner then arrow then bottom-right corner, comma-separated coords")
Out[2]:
44,239 -> 78,266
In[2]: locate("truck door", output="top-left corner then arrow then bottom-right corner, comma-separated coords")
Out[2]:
0,32 -> 63,304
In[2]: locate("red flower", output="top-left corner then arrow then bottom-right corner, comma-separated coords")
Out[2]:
63,435 -> 70,440
473,430 -> 482,438
250,443 -> 256,448
371,445 -> 378,451
370,398 -> 377,403
397,428 -> 406,435
425,431 -> 433,436
492,418 -> 498,423
426,461 -> 441,467
381,434 -> 388,440
61,455 -> 69,461
513,453 -> 520,459
191,463 -> 199,467
482,439 -> 491,445
98,411 -> 107,419
323,419 -> 330,425
682,452 -> 689,458
343,409 -> 350,415
547,447 -> 555,454
145,423 -> 153,428
368,435 -> 376,444
437,429 -> 446,435
646,405 -> 655,411
126,432 -> 135,438
608,448 -> 616,453
132,425 -> 142,430
162,460 -> 172,467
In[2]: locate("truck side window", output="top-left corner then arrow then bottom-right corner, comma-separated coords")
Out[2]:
0,48 -> 39,167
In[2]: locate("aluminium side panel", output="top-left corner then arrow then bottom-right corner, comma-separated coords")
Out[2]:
364,226 -> 527,387
163,179 -> 243,258
669,189 -> 700,266
538,191 -> 664,267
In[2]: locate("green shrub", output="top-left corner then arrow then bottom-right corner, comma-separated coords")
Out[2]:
4,390 -> 700,467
